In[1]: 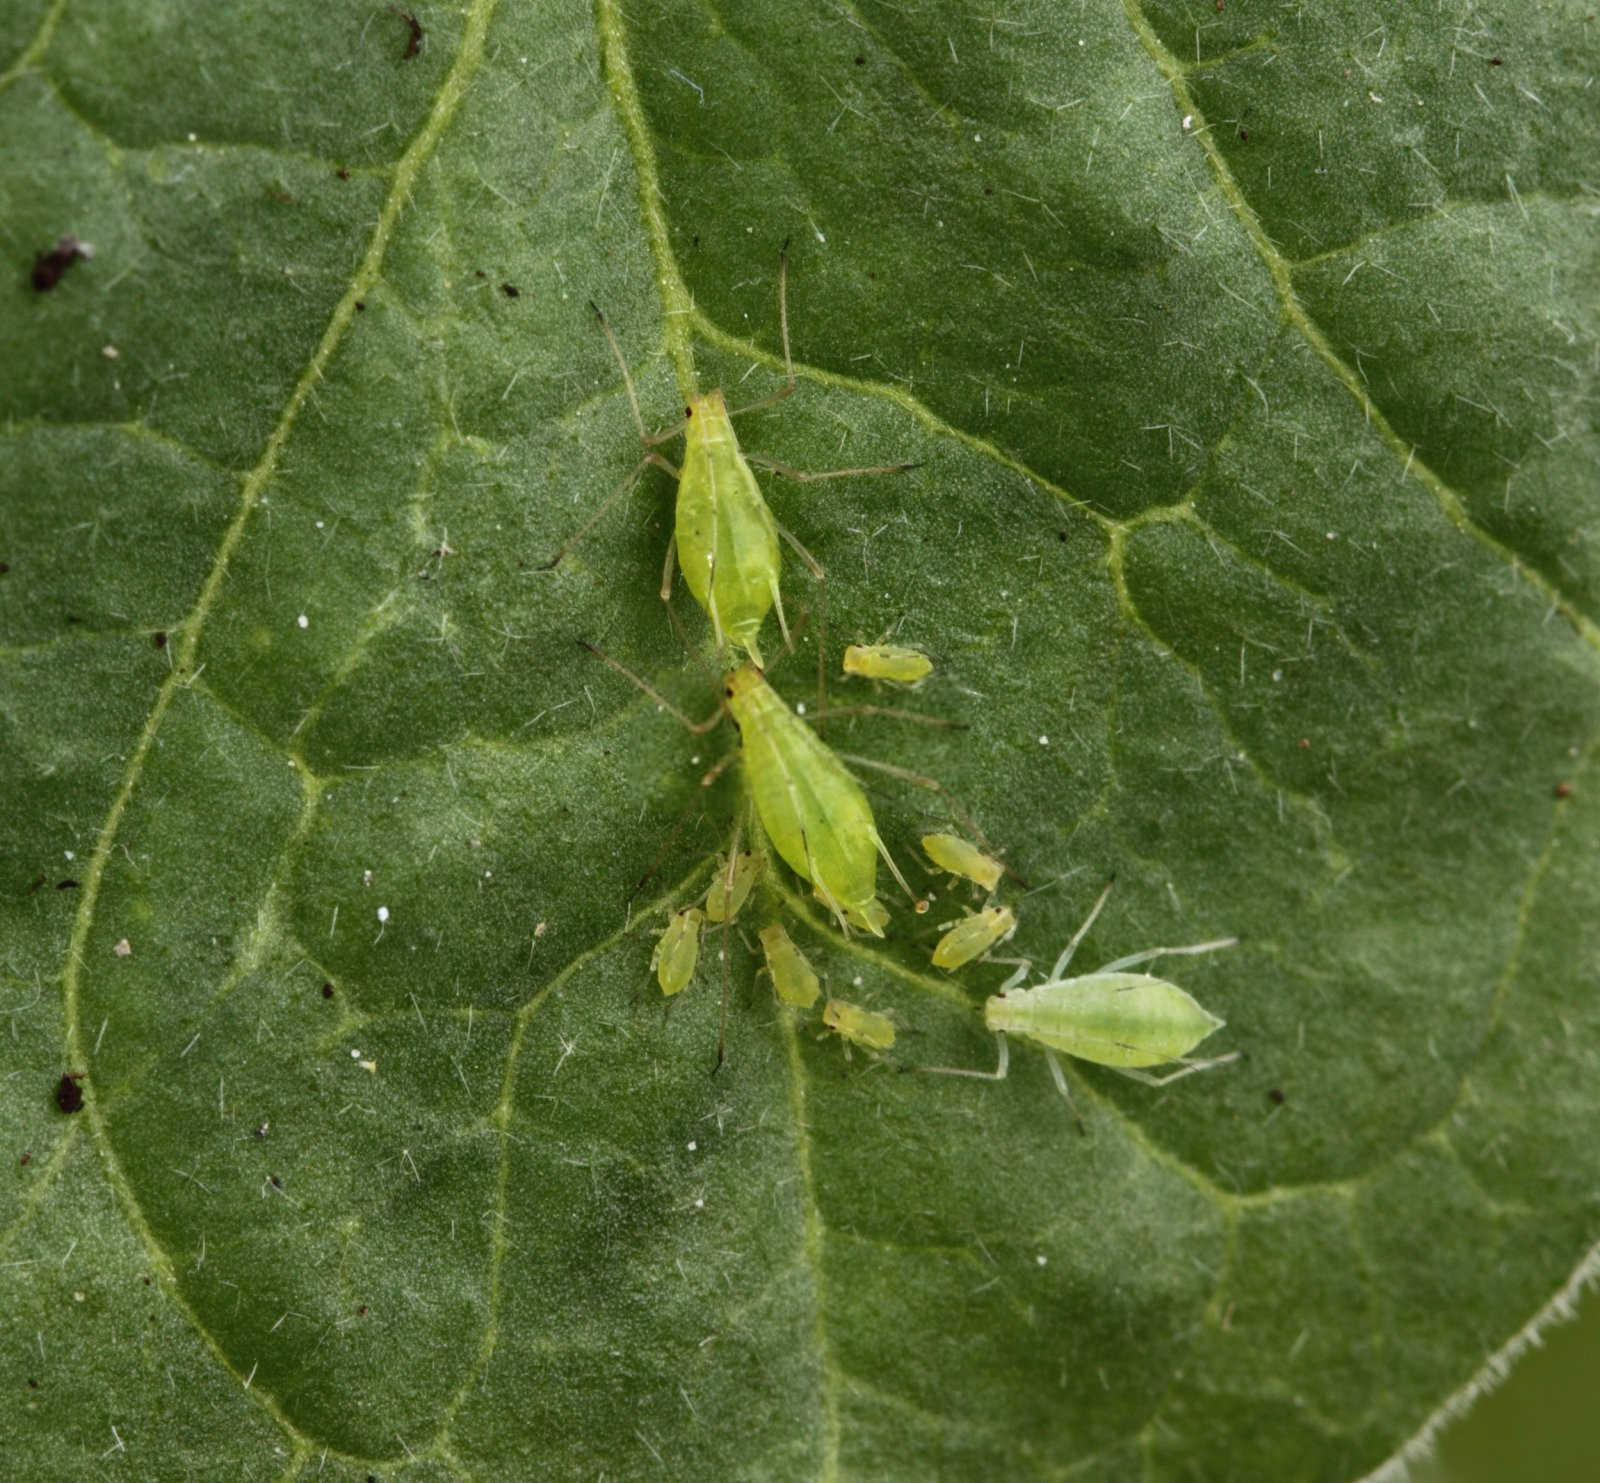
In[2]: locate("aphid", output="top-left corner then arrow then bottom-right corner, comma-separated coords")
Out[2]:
651,907 -> 704,996
543,245 -> 910,664
822,998 -> 895,1053
579,642 -> 928,940
842,643 -> 933,686
924,881 -> 1238,1105
931,904 -> 1016,970
922,832 -> 1003,895
704,848 -> 760,924
725,662 -> 918,935
758,923 -> 820,1009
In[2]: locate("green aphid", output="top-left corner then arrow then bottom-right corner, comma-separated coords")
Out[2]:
842,643 -> 933,686
921,831 -> 1004,895
725,663 -> 917,936
651,907 -> 704,997
822,998 -> 896,1053
704,848 -> 760,924
931,904 -> 1017,970
546,246 -> 909,665
924,881 -> 1238,1104
758,923 -> 821,1010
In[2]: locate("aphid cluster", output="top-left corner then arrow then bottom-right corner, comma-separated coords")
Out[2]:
554,247 -> 1237,1105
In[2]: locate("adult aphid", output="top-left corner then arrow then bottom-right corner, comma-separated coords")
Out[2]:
543,245 -> 912,664
923,880 -> 1237,1110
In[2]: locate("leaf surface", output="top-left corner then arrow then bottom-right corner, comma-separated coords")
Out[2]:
3,2 -> 1598,1479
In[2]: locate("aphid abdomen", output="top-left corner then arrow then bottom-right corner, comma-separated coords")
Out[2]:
984,973 -> 1224,1069
677,391 -> 781,662
725,665 -> 881,926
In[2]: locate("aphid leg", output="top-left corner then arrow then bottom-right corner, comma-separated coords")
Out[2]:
590,299 -> 687,447
538,451 -> 679,571
769,519 -> 826,714
576,641 -> 726,733
1112,1050 -> 1241,1087
712,817 -> 744,1072
1097,937 -> 1238,975
1042,1051 -> 1088,1135
995,959 -> 1032,995
836,752 -> 986,847
921,1032 -> 1011,1082
1049,878 -> 1117,979
629,751 -> 740,901
725,240 -> 797,418
746,452 -> 922,484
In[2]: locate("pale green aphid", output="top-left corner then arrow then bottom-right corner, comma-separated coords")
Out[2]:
924,881 -> 1238,1104
842,643 -> 933,687
822,997 -> 896,1053
922,831 -> 1004,895
651,906 -> 704,996
704,848 -> 760,924
725,663 -> 919,936
544,245 -> 909,665
758,923 -> 821,1010
931,904 -> 1017,971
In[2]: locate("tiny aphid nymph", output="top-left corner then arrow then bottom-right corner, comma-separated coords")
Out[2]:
922,832 -> 1004,895
652,907 -> 704,996
758,923 -> 821,1010
923,881 -> 1238,1107
822,998 -> 895,1053
842,643 -> 933,687
931,904 -> 1016,970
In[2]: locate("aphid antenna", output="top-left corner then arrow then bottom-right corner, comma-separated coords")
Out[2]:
589,298 -> 688,447
723,238 -> 796,419
821,702 -> 966,730
1091,937 -> 1239,979
1013,865 -> 1086,906
576,640 -> 725,734
535,447 -> 680,572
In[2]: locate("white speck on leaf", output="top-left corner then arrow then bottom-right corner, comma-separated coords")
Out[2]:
297,614 -> 309,629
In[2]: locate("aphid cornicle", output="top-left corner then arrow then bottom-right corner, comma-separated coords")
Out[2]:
724,663 -> 917,936
923,881 -> 1238,1105
758,923 -> 821,1010
822,998 -> 896,1053
922,832 -> 1004,895
842,643 -> 933,687
651,907 -> 704,996
931,904 -> 1017,970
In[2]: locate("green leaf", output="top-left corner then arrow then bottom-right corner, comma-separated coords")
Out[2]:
3,2 -> 1597,1479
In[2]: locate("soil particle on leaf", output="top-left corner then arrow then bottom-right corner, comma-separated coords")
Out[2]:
30,235 -> 93,292
391,7 -> 421,58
